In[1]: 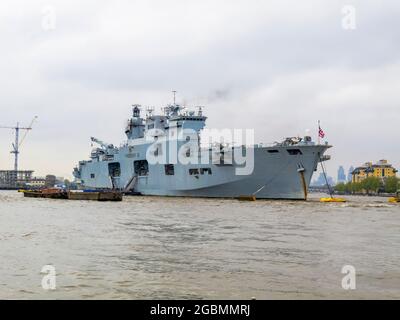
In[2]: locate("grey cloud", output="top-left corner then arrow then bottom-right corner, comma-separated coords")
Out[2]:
0,0 -> 399,178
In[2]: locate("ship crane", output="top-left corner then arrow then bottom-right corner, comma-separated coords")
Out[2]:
90,137 -> 114,149
0,116 -> 38,173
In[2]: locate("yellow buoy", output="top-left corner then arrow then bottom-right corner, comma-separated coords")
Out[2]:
320,197 -> 347,203
388,197 -> 399,203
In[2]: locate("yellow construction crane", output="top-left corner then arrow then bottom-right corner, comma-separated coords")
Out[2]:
0,116 -> 38,172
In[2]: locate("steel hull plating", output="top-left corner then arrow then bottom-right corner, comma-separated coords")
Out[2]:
77,145 -> 328,200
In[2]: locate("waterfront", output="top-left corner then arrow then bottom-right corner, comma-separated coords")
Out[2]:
0,191 -> 399,299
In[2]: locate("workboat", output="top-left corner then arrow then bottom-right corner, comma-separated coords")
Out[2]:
23,188 -> 67,199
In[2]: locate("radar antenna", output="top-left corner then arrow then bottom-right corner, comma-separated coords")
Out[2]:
146,107 -> 155,117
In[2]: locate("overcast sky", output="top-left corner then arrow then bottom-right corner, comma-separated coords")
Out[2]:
0,0 -> 399,180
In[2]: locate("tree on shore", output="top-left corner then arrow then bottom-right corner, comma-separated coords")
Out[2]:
360,177 -> 381,195
335,182 -> 347,193
384,177 -> 400,193
334,177 -> 398,195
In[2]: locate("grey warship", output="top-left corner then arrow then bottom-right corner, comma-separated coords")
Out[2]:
73,101 -> 331,199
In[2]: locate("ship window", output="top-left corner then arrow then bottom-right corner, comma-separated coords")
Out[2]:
287,149 -> 302,155
148,124 -> 155,129
134,160 -> 149,176
165,164 -> 175,176
189,168 -> 199,175
90,173 -> 95,179
268,150 -> 279,153
186,136 -> 190,141
200,168 -> 212,175
108,162 -> 121,177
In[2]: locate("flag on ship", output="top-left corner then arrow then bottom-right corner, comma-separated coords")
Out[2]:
319,126 -> 325,138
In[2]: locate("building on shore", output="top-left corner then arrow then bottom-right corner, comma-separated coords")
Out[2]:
352,160 -> 397,183
25,177 -> 46,189
0,171 -> 61,189
45,175 -> 56,188
337,166 -> 346,184
347,166 -> 354,182
312,172 -> 334,187
0,170 -> 34,189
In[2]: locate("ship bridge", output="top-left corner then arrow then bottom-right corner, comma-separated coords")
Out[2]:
126,102 -> 207,143
165,104 -> 207,133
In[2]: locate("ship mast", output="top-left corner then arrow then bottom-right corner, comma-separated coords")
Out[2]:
172,90 -> 177,105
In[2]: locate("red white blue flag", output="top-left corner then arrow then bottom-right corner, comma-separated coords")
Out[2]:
319,126 -> 325,138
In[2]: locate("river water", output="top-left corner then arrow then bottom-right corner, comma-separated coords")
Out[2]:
0,190 -> 399,299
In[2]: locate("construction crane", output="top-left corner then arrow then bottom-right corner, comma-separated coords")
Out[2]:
0,116 -> 38,172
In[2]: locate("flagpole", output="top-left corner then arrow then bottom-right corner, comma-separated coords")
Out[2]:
318,120 -> 320,145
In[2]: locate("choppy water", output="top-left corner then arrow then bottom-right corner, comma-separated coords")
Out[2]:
0,190 -> 399,299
